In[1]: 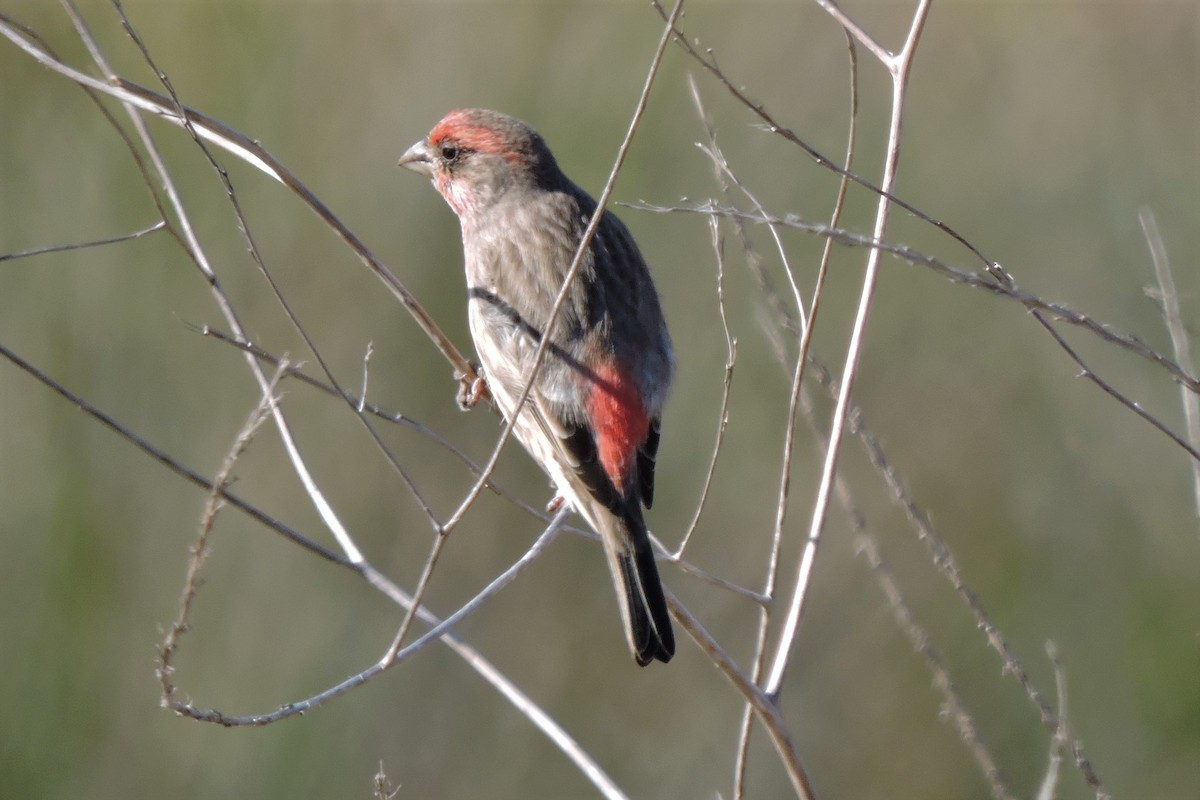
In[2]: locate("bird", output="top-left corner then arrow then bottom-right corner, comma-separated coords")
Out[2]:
399,109 -> 675,665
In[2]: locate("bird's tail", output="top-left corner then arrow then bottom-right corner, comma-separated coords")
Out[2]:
597,502 -> 674,666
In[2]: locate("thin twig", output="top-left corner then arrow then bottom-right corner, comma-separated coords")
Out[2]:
651,0 -> 994,271
1035,642 -> 1069,800
632,202 -> 1200,463
0,9 -> 478,387
847,393 -> 1109,798
0,340 -> 345,565
673,206 -> 737,555
763,0 -> 931,700
666,591 -> 817,800
858,535 -> 1016,800
100,0 -> 440,557
159,362 -> 287,712
0,221 -> 166,262
1140,207 -> 1200,520
724,25 -> 859,796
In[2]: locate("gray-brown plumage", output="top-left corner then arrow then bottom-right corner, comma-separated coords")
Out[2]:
400,109 -> 674,665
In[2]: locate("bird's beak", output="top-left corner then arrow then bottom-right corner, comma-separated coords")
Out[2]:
398,139 -> 435,178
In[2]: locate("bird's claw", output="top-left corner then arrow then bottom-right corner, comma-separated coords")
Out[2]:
545,495 -> 566,514
455,364 -> 487,411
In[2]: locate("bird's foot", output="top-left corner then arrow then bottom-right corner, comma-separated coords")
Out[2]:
545,494 -> 567,514
455,363 -> 488,411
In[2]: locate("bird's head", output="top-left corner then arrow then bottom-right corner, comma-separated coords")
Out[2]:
399,109 -> 561,219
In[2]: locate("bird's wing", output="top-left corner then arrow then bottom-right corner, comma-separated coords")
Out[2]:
637,418 -> 660,509
524,386 -> 624,516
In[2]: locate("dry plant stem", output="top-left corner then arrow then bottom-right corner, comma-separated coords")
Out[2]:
660,4 -> 1111,792
728,29 -> 858,797
358,342 -> 374,414
652,2 -> 992,272
0,9 -> 477,389
673,214 -> 737,555
2,339 -> 627,800
373,763 -> 398,800
56,1 -> 368,568
440,0 -> 685,535
724,202 -> 1014,799
0,341 -> 344,564
162,511 -> 566,722
850,407 -> 1109,797
857,535 -> 1016,800
1140,207 -> 1200,519
1035,642 -> 1069,800
103,0 -> 443,542
159,365 -> 286,710
672,76 -> 737,556
666,591 -> 817,800
763,0 -> 930,698
685,99 -> 785,795
383,524 -> 453,661
0,220 -> 166,261
642,112 -> 821,800
639,201 -> 1200,401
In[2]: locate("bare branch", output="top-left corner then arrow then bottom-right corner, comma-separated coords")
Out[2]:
0,221 -> 166,262
762,0 -> 932,701
158,362 -> 287,714
858,535 -> 1016,800
672,200 -> 737,556
1035,642 -> 1070,800
1141,207 -> 1200,520
667,591 -> 817,800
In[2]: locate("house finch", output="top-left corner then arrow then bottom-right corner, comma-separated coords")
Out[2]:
399,109 -> 675,665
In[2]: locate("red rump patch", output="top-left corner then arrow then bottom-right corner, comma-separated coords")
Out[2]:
585,362 -> 649,495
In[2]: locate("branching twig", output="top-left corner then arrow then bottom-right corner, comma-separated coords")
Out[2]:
158,362 -> 287,713
667,592 -> 817,800
1035,642 -> 1070,800
632,202 -> 1200,464
0,9 -> 478,388
762,0 -> 931,702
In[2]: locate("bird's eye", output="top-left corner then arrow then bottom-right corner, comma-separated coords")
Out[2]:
439,144 -> 460,161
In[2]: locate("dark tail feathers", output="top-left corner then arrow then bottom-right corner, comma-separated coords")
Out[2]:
617,508 -> 674,666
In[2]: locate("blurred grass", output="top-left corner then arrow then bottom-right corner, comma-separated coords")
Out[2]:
1,1 -> 1198,798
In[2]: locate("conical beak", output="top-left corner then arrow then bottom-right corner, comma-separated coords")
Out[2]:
398,139 -> 435,178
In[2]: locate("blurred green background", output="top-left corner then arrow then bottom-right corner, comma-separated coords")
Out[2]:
1,2 -> 1197,798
